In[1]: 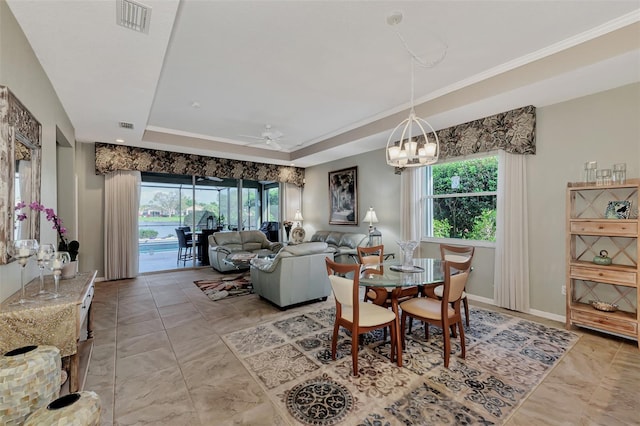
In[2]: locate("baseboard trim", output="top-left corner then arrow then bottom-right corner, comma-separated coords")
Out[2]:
467,294 -> 565,323
528,309 -> 565,323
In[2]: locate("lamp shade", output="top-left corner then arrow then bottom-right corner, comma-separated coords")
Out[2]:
293,210 -> 304,221
363,207 -> 378,226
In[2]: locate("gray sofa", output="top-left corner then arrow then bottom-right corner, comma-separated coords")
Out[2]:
250,242 -> 333,309
309,230 -> 367,263
208,230 -> 283,272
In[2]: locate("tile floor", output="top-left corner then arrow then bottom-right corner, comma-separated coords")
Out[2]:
85,268 -> 640,425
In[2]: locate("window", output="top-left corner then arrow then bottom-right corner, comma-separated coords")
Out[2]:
423,155 -> 497,243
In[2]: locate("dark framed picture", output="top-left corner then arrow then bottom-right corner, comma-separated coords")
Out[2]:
328,166 -> 358,225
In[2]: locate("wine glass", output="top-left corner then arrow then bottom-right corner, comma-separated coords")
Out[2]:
7,239 -> 39,305
48,251 -> 71,299
35,243 -> 55,297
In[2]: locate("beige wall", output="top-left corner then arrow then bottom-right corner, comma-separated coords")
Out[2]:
528,83 -> 639,316
75,142 -> 105,277
304,83 -> 640,318
0,1 -> 75,302
302,148 -> 402,249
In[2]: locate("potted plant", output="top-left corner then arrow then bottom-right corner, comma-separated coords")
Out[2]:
15,201 -> 80,261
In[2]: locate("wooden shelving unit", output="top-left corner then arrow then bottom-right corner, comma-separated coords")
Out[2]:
566,179 -> 639,348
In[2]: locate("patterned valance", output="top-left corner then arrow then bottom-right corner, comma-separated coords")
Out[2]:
436,105 -> 536,160
95,143 -> 305,186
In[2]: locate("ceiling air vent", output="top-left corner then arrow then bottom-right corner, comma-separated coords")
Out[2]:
116,0 -> 152,34
119,121 -> 134,130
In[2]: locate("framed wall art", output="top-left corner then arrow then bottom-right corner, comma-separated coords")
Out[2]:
328,166 -> 358,225
605,200 -> 631,219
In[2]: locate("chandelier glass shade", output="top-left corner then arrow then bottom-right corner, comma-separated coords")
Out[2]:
386,110 -> 439,168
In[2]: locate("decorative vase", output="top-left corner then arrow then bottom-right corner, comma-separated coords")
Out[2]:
24,391 -> 101,426
593,250 -> 612,266
0,345 -> 61,425
62,260 -> 78,280
396,240 -> 419,269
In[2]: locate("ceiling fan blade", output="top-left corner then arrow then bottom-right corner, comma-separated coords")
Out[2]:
266,139 -> 282,150
238,134 -> 266,140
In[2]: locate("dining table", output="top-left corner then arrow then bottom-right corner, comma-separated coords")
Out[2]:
358,257 -> 446,367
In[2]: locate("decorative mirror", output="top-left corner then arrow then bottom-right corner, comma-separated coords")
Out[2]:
0,86 -> 42,264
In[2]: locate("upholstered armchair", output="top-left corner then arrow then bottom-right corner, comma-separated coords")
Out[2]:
250,242 -> 333,309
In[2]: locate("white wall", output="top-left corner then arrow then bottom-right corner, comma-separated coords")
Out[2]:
304,83 -> 640,318
0,2 -> 75,302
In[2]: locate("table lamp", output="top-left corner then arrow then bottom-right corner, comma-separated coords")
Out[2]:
363,207 -> 382,246
291,210 -> 306,243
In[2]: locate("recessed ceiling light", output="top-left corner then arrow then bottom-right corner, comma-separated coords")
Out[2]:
191,101 -> 201,109
115,138 -> 124,143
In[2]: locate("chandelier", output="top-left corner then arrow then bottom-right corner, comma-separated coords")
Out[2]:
385,11 -> 444,169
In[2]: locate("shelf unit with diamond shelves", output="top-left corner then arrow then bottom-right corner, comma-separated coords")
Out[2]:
566,179 -> 639,348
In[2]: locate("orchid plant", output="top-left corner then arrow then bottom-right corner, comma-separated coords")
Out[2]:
15,201 -> 80,261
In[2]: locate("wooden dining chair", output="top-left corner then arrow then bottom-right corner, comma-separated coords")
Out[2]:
358,245 -> 386,303
400,257 -> 472,368
433,244 -> 475,326
325,257 -> 401,376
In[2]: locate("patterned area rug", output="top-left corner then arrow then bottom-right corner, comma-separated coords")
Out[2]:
222,306 -> 579,425
194,272 -> 252,301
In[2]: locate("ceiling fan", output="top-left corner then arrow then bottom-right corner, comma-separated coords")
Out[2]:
196,176 -> 223,182
239,124 -> 284,150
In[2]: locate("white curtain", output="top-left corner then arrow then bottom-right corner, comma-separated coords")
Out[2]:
104,171 -> 140,280
494,150 -> 530,311
400,168 -> 423,254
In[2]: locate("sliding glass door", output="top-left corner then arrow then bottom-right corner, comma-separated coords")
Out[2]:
138,173 -> 279,273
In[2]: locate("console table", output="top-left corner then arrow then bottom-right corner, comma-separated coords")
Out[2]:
0,270 -> 96,392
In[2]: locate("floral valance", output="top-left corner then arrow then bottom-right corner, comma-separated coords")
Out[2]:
94,143 -> 305,186
435,105 -> 536,160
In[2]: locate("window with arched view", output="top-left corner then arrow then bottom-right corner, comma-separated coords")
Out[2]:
423,155 -> 497,242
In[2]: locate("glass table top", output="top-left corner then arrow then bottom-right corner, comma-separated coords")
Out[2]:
359,258 -> 445,288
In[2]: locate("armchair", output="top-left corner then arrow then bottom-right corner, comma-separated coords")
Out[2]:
250,242 -> 333,309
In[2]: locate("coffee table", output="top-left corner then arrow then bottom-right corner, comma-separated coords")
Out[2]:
223,252 -> 257,269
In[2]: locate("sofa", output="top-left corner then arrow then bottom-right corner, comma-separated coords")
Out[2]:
250,242 -> 334,309
208,230 -> 283,272
309,231 -> 368,263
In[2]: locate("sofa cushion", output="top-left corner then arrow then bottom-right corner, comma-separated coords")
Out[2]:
283,242 -> 329,256
325,232 -> 343,247
311,231 -> 331,243
214,231 -> 242,246
241,230 -> 269,246
252,242 -> 329,272
338,233 -> 367,249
